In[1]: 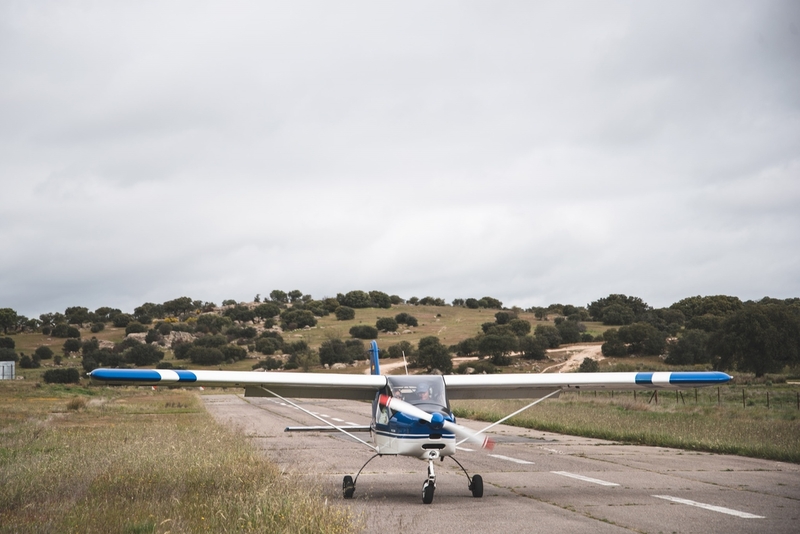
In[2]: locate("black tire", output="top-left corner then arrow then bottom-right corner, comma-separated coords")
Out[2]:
343,475 -> 355,499
470,474 -> 483,498
422,482 -> 435,504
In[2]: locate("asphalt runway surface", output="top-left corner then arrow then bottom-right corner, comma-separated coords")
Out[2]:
202,394 -> 799,533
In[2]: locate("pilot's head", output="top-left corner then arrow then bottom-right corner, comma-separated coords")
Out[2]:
419,388 -> 430,400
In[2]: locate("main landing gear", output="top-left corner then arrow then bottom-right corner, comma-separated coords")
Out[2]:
342,452 -> 484,504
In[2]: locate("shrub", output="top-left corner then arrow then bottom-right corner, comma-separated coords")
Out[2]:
335,306 -> 356,321
376,317 -> 399,332
394,313 -> 418,327
112,314 -> 132,327
125,344 -> 164,366
0,337 -> 14,349
349,325 -> 378,340
319,339 -> 353,366
43,367 -> 80,384
63,338 -> 82,354
0,347 -> 19,362
194,334 -> 228,348
255,337 -> 282,355
90,322 -> 105,333
220,345 -> 247,362
52,324 -> 81,338
252,357 -> 282,370
578,358 -> 600,372
20,354 -> 40,368
125,322 -> 148,335
188,346 -> 225,365
35,346 -> 54,360
387,341 -> 415,359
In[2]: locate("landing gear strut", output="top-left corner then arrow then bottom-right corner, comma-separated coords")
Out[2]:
422,457 -> 437,504
448,455 -> 483,498
342,453 -> 381,500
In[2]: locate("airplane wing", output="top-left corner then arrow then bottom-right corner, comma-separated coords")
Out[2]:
443,371 -> 732,399
90,368 -> 387,400
91,368 -> 730,401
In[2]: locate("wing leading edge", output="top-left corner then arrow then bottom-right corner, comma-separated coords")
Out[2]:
443,371 -> 732,399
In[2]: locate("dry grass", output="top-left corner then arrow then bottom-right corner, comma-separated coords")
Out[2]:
452,385 -> 800,463
0,383 -> 360,534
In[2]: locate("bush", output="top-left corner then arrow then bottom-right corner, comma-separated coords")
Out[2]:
0,337 -> 14,349
52,324 -> 81,338
335,306 -> 356,321
125,344 -> 164,366
63,338 -> 82,354
194,334 -> 228,348
376,317 -> 399,332
319,339 -> 353,366
20,354 -> 40,368
394,313 -> 418,327
415,336 -> 452,373
387,341 -> 415,359
125,322 -> 148,335
0,347 -> 18,362
188,346 -> 225,365
252,357 -> 282,370
35,346 -> 54,360
220,345 -> 247,362
43,367 -> 80,384
173,341 -> 193,360
349,325 -> 378,340
279,309 -> 317,330
255,337 -> 282,355
578,358 -> 600,372
112,314 -> 132,328
90,322 -> 105,333
456,360 -> 499,374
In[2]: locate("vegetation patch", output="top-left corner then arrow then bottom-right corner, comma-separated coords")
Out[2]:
0,383 -> 359,534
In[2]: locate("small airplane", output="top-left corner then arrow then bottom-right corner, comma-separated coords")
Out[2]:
90,341 -> 731,504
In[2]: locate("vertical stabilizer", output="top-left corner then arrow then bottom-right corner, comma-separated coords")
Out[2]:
369,340 -> 381,375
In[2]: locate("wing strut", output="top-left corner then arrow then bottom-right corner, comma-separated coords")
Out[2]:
456,389 -> 561,446
250,387 -> 378,451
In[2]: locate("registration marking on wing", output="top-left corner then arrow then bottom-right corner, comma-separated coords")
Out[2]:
551,471 -> 619,486
489,454 -> 534,465
652,495 -> 764,518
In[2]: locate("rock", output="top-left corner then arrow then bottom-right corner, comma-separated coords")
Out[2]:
331,363 -> 348,370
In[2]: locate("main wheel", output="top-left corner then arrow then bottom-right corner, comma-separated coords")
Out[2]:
470,474 -> 483,498
422,481 -> 435,504
342,475 -> 355,499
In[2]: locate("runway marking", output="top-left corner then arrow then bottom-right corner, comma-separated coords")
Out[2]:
489,454 -> 534,465
332,418 -> 344,422
456,447 -> 474,452
652,495 -> 764,519
542,448 -> 562,454
345,422 -> 358,426
551,471 -> 619,486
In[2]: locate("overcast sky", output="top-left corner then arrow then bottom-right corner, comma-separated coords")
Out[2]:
1,1 -> 799,319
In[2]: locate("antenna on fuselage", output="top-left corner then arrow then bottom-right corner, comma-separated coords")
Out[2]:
402,351 -> 409,375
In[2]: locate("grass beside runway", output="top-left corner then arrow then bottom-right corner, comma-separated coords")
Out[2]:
452,386 -> 800,463
0,382 -> 360,534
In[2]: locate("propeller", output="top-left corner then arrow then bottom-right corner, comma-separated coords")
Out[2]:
379,394 -> 494,450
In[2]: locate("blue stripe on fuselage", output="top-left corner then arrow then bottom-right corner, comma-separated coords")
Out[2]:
175,371 -> 197,382
668,371 -> 731,385
635,372 -> 654,385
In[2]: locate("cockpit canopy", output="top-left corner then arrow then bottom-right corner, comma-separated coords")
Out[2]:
387,375 -> 448,411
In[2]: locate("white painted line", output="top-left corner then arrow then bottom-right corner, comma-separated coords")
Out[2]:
456,447 -> 474,452
319,414 -> 330,418
652,495 -> 764,519
489,454 -> 534,465
331,418 -> 344,422
542,448 -> 562,454
551,471 -> 619,486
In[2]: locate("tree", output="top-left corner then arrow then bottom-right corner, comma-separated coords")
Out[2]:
601,329 -> 628,357
534,325 -> 562,348
710,304 -> 800,377
519,335 -> 547,360
349,325 -> 378,340
63,338 -> 82,355
35,346 -> 54,360
0,337 -> 14,349
480,296 -> 503,309
508,319 -> 531,336
494,312 -> 513,325
224,305 -> 256,323
65,306 -> 91,326
578,358 -> 599,372
0,347 -> 18,362
280,309 -> 317,330
478,334 -> 517,364
125,344 -> 164,366
369,291 -> 392,309
0,308 -> 19,333
125,322 -> 148,335
187,346 -> 225,365
665,329 -> 710,365
617,322 -> 667,355
319,338 -> 353,366
335,306 -> 356,321
465,298 -> 479,309
588,294 -> 650,324
43,368 -> 80,384
288,290 -> 304,303
270,290 -> 288,303
254,303 -> 281,322
376,317 -> 399,332
255,337 -> 282,355
341,290 -> 371,308
415,337 -> 452,373
455,337 -> 479,356
163,296 -> 195,316
556,320 -> 582,344
387,341 -> 415,359
394,313 -> 418,327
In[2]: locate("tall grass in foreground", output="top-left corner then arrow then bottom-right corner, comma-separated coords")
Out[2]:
452,387 -> 800,463
0,386 -> 359,534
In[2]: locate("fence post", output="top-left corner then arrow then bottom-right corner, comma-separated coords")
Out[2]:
742,388 -> 746,408
767,390 -> 770,409
718,387 -> 721,405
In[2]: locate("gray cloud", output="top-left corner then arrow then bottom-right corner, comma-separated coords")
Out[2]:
1,1 -> 798,318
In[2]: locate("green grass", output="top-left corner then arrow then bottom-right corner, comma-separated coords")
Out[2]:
0,382 -> 360,534
452,385 -> 800,463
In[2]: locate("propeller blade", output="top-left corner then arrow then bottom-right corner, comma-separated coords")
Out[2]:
378,394 -> 494,450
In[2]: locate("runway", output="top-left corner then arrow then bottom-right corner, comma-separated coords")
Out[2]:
202,394 -> 799,533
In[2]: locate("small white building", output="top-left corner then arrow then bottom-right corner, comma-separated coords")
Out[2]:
0,361 -> 15,380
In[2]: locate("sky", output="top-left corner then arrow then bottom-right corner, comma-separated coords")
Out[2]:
1,1 -> 799,319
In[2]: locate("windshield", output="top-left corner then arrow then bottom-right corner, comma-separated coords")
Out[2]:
386,376 -> 448,411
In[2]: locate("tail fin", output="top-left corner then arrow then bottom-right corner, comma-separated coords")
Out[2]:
369,340 -> 381,375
